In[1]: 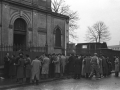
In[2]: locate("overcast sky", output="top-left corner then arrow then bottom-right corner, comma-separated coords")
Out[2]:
65,0 -> 120,46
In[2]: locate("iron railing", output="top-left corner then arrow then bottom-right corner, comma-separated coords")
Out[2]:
0,45 -> 46,52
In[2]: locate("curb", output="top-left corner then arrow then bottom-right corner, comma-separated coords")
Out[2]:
0,77 -> 66,90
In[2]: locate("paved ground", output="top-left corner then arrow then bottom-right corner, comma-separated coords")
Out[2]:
3,74 -> 120,90
0,77 -> 66,90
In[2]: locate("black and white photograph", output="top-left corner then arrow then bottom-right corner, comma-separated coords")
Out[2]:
0,0 -> 120,90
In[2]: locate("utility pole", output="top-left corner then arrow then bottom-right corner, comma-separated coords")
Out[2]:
45,13 -> 48,54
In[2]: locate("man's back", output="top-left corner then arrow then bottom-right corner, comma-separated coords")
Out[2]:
91,56 -> 98,65
31,59 -> 41,73
60,55 -> 66,65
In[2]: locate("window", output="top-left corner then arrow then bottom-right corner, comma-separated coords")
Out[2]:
55,28 -> 61,47
82,45 -> 87,49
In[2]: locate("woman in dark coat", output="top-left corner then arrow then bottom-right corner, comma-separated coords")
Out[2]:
68,54 -> 75,75
25,54 -> 31,83
4,53 -> 10,78
9,55 -> 16,78
16,53 -> 25,83
49,54 -> 55,78
106,57 -> 112,76
73,56 -> 82,79
102,56 -> 108,77
84,55 -> 91,78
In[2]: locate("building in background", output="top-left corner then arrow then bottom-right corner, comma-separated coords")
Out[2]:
0,0 -> 69,54
108,45 -> 120,51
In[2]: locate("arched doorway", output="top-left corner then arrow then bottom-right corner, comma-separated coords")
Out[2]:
13,18 -> 27,50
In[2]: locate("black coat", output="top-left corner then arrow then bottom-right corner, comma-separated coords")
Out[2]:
49,57 -> 55,78
68,56 -> 76,73
9,57 -> 16,76
4,56 -> 10,77
102,57 -> 108,75
73,58 -> 82,74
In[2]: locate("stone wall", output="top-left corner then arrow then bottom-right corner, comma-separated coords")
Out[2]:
2,2 -> 9,45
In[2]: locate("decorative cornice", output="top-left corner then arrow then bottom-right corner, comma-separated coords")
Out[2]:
2,0 -> 69,19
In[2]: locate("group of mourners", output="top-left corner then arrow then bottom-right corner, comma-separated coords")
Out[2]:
3,52 -> 67,85
3,52 -> 120,85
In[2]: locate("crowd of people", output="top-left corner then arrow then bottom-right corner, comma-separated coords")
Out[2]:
3,52 -> 120,85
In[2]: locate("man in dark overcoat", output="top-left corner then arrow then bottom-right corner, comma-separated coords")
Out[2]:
4,53 -> 10,78
102,55 -> 108,77
73,55 -> 82,79
25,54 -> 31,83
84,55 -> 91,78
68,54 -> 75,75
49,54 -> 55,78
16,53 -> 25,83
9,54 -> 16,78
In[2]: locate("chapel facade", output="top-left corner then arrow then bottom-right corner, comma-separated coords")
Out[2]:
0,0 -> 69,54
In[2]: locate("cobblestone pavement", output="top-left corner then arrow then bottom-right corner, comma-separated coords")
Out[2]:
4,74 -> 120,90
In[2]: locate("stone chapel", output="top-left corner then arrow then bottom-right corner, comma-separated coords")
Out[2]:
0,0 -> 69,54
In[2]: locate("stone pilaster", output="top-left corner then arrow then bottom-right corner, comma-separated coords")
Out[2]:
32,10 -> 38,47
2,3 -> 10,45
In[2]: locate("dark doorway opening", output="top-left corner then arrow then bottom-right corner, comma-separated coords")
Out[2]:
13,34 -> 26,46
13,18 -> 27,51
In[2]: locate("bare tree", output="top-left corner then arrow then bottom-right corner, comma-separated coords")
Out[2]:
85,21 -> 111,43
51,0 -> 79,40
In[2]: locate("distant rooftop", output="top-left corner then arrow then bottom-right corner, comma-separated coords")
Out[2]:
108,45 -> 120,48
108,45 -> 120,51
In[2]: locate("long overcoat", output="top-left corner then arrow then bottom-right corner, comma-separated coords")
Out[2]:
4,56 -> 10,78
9,57 -> 16,76
54,56 -> 60,73
60,55 -> 66,74
99,58 -> 103,74
82,59 -> 86,76
42,57 -> 50,74
102,57 -> 108,75
68,56 -> 75,73
115,58 -> 119,72
25,57 -> 31,78
49,57 -> 55,78
73,58 -> 82,74
84,57 -> 91,74
31,59 -> 41,80
17,58 -> 25,79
